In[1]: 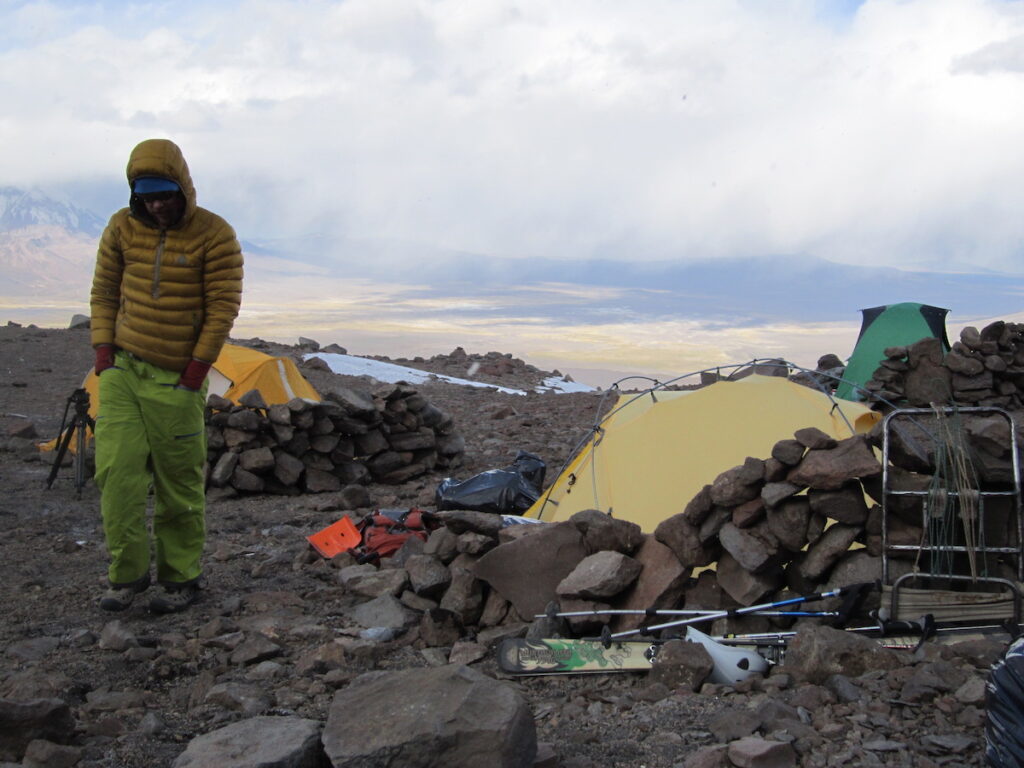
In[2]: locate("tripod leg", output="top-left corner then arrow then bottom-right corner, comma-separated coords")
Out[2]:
46,422 -> 77,489
74,416 -> 88,496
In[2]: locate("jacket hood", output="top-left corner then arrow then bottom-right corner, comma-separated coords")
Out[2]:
126,138 -> 198,226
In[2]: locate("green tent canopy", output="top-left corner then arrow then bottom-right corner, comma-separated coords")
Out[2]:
835,302 -> 950,402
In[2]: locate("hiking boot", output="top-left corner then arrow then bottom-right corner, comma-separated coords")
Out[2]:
99,574 -> 151,612
149,582 -> 200,614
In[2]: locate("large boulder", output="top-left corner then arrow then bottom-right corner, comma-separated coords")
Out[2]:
322,665 -> 536,768
782,624 -> 902,685
473,522 -> 588,619
172,716 -> 322,768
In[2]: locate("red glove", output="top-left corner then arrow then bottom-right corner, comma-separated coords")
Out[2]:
95,344 -> 115,375
177,358 -> 212,391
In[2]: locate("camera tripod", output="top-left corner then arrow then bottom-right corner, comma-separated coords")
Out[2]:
46,387 -> 94,497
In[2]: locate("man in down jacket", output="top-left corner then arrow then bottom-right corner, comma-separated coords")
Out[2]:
90,138 -> 243,613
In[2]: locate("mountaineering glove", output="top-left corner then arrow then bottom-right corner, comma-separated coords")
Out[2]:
177,358 -> 212,391
95,344 -> 116,375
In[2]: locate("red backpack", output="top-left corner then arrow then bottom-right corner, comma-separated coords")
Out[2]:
352,508 -> 438,563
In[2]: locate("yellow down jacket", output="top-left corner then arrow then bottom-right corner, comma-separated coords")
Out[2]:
90,138 -> 243,372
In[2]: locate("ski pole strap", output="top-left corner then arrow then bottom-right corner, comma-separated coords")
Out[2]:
831,582 -> 879,629
875,616 -> 924,635
872,613 -> 936,652
915,614 -> 936,652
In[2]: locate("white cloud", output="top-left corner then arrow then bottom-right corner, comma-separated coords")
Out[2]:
953,32 -> 1024,74
2,0 -> 1024,270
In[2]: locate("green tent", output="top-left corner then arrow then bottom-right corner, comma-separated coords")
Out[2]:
835,302 -> 950,402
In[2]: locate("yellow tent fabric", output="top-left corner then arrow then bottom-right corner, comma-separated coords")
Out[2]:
203,344 -> 320,406
527,375 -> 879,532
43,344 -> 318,452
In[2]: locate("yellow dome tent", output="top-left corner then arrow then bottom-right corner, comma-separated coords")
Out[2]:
43,344 -> 319,452
202,344 -> 320,406
527,375 -> 879,532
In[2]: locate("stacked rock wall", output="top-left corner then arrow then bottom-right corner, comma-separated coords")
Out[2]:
450,423 -> 1017,638
864,320 -> 1024,410
652,429 -> 887,616
650,421 -> 1018,629
205,381 -> 465,495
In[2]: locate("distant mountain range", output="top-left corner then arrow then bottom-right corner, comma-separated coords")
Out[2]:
0,187 -> 106,236
246,234 -> 1024,326
2,187 -> 1022,328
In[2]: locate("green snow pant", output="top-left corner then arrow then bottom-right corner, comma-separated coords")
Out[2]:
94,350 -> 207,587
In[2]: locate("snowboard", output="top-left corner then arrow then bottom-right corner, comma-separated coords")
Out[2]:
498,631 -> 772,680
498,637 -> 657,675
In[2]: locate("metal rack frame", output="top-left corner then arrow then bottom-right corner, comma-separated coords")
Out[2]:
880,406 -> 1024,623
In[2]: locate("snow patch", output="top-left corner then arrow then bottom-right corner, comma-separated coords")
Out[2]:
305,353 -> 595,395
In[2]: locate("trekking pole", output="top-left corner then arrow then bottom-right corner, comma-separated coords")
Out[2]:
605,582 -> 876,641
708,613 -> 944,650
537,608 -> 839,620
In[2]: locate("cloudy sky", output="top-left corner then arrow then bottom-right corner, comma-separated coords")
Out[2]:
3,0 -> 1024,384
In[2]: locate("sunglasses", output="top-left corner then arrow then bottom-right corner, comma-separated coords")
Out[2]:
138,191 -> 179,203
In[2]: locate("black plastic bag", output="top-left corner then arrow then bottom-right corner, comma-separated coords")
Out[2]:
506,450 -> 546,490
435,451 -> 546,516
986,636 -> 1024,767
